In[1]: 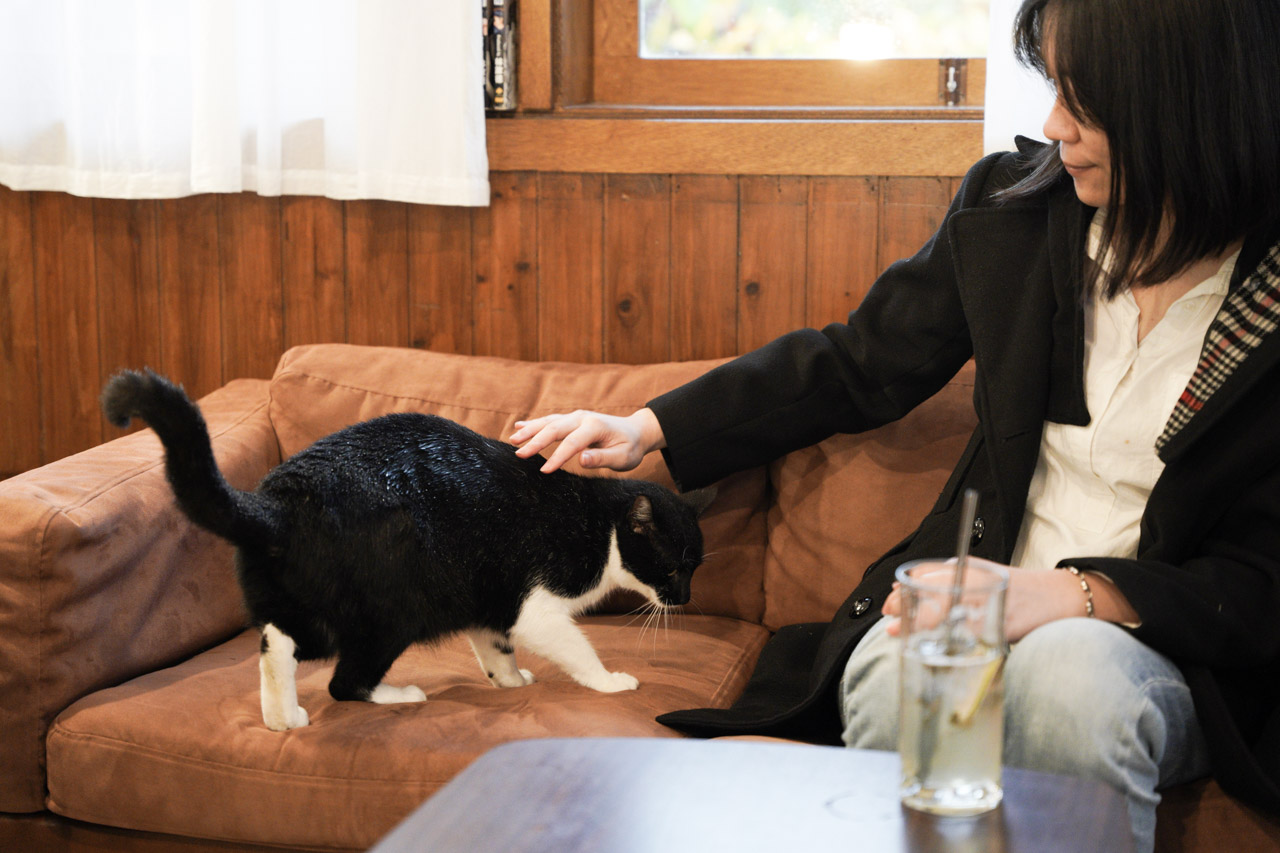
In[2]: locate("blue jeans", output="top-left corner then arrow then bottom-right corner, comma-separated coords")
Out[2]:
840,617 -> 1210,853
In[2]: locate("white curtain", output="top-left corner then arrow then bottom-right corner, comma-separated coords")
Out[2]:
0,0 -> 489,206
984,0 -> 1053,154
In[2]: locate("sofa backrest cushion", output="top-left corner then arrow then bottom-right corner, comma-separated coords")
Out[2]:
267,344 -> 769,624
762,363 -> 978,631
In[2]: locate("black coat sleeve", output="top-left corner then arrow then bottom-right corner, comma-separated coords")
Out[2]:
647,152 -> 1020,490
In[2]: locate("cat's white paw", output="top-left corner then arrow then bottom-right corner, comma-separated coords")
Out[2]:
369,684 -> 428,704
491,668 -> 537,688
265,704 -> 310,731
586,671 -> 639,693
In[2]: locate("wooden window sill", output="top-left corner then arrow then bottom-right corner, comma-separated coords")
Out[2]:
484,110 -> 983,177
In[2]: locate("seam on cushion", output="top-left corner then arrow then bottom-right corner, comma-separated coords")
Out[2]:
45,727 -> 466,787
30,500 -> 57,808
271,370 -> 666,421
706,628 -> 770,708
45,747 -> 412,852
43,800 -> 381,853
43,796 -> 364,853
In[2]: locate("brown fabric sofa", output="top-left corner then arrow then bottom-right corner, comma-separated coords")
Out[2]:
1,343 -> 1277,852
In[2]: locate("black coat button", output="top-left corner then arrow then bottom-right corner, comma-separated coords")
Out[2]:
851,596 -> 874,617
970,516 -> 985,547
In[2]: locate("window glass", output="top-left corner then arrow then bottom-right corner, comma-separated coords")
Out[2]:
640,0 -> 989,60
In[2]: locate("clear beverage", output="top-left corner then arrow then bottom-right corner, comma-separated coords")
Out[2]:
899,635 -> 1005,815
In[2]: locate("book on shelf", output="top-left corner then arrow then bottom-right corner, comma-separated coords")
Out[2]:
483,0 -> 516,111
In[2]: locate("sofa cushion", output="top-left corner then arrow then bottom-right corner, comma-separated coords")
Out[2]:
266,344 -> 768,624
762,363 -> 977,630
1155,778 -> 1280,850
0,379 -> 276,814
44,615 -> 769,851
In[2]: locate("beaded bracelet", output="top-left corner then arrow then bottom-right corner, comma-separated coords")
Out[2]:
1059,565 -> 1096,618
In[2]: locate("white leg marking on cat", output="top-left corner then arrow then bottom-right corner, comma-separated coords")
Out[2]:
511,534 -> 639,692
259,624 -> 309,731
466,629 -> 536,688
368,683 -> 428,704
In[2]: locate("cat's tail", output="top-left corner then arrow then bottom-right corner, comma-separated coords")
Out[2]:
101,369 -> 275,548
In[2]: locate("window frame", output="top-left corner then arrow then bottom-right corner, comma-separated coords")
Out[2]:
590,0 -> 986,109
489,0 -> 985,177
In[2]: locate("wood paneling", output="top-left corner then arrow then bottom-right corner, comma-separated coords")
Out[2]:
0,172 -> 957,477
537,174 -> 604,362
409,203 -> 474,355
345,201 -> 410,347
33,192 -> 100,461
158,195 -> 222,402
94,198 -> 160,439
473,171 -> 539,361
879,177 -> 952,276
282,196 -> 347,347
605,174 -> 669,364
0,187 -> 40,474
738,176 -> 808,353
670,175 -> 738,362
806,177 -> 879,328
219,194 -> 283,381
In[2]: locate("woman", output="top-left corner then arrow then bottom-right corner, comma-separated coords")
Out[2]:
511,1 -> 1280,848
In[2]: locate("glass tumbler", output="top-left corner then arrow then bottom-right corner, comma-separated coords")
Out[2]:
896,559 -> 1009,816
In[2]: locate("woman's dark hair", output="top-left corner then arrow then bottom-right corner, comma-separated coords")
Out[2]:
999,0 -> 1280,297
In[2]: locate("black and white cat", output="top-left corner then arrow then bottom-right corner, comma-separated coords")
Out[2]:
101,370 -> 713,731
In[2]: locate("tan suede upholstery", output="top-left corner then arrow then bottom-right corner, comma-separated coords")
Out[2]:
0,379 -> 278,814
1,344 -> 1274,851
763,362 -> 976,630
46,619 -> 766,849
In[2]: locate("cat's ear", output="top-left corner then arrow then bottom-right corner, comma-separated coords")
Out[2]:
681,486 -> 717,517
628,495 -> 655,534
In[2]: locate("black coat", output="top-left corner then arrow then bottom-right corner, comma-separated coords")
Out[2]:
650,142 -> 1280,816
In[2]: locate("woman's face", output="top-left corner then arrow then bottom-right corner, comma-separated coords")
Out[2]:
1042,41 -> 1113,208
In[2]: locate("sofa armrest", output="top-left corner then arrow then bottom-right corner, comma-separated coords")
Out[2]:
0,378 -> 278,813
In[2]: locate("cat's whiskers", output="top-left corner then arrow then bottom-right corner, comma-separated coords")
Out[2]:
621,599 -> 659,630
648,606 -> 663,654
625,599 -> 682,653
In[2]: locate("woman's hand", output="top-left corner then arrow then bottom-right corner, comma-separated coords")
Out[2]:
881,557 -> 1103,643
509,408 -> 666,474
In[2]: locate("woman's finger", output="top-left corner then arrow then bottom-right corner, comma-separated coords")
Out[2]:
539,425 -> 601,473
511,416 -> 580,459
510,414 -> 561,444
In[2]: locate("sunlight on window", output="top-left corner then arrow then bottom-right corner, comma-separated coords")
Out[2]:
837,20 -> 896,61
640,0 -> 989,60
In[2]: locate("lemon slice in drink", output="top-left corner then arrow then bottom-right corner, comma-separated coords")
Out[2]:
950,656 -> 1005,726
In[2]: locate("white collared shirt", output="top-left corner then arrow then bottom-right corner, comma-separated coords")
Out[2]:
1010,214 -> 1240,569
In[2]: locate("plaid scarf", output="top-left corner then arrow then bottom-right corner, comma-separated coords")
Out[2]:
1156,240 -> 1280,451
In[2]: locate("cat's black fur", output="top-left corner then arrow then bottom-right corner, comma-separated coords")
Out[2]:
101,369 -> 712,730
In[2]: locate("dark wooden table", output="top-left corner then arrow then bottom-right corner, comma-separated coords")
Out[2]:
370,738 -> 1132,852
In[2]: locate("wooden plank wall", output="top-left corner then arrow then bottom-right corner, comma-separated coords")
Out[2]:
0,173 -> 960,479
